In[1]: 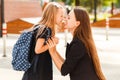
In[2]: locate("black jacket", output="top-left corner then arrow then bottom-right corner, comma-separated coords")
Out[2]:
61,37 -> 99,80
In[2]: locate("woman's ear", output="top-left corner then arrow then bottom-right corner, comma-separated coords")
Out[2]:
75,21 -> 80,26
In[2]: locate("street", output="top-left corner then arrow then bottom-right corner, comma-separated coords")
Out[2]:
0,27 -> 120,80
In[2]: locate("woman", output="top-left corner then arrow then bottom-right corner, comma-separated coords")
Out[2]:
22,2 -> 65,80
47,7 -> 106,80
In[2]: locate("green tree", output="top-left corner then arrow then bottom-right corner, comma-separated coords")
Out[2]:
75,0 -> 80,6
61,0 -> 74,5
102,0 -> 118,6
116,0 -> 120,7
79,0 -> 101,12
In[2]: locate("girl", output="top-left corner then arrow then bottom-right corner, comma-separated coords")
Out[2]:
22,2 -> 65,80
47,7 -> 106,80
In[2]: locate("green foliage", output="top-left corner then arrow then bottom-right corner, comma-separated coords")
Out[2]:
73,0 -> 101,12
116,0 -> 120,7
54,0 -> 120,11
102,0 -> 118,6
64,0 -> 74,5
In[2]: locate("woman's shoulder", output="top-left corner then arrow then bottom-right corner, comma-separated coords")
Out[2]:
70,37 -> 86,50
71,37 -> 84,45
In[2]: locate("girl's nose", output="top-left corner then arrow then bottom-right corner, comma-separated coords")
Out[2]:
62,19 -> 67,25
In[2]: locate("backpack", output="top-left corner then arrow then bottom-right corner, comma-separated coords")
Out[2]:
12,25 -> 40,71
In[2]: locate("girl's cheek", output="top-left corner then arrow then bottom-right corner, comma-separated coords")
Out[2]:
64,22 -> 69,29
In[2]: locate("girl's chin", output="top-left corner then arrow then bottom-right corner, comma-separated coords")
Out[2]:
64,26 -> 69,29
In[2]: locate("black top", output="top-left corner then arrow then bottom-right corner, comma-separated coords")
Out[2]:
22,27 -> 53,80
61,37 -> 99,80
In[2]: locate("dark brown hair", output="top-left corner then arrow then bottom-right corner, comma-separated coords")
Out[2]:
73,7 -> 106,80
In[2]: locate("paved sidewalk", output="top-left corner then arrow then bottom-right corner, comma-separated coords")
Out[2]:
0,34 -> 69,80
0,27 -> 120,80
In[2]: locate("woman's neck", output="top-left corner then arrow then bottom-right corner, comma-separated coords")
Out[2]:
69,28 -> 75,36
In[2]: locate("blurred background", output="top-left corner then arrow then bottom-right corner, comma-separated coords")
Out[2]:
0,0 -> 120,80
0,0 -> 120,34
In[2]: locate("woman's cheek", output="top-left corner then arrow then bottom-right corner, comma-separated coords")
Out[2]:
64,23 -> 70,29
67,21 -> 72,28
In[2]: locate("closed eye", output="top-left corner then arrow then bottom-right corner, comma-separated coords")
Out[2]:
68,16 -> 70,19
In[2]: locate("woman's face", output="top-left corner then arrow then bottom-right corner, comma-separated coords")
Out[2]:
64,10 -> 79,33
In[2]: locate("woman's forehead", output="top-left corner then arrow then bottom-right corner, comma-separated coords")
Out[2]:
69,10 -> 74,16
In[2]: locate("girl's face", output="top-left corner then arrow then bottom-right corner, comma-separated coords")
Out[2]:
65,10 -> 80,33
56,8 -> 65,27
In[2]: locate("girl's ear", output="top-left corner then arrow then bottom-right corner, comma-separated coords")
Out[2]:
75,21 -> 80,26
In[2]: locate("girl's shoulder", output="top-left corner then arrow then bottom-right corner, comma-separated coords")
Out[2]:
45,27 -> 52,32
37,26 -> 51,39
39,24 -> 51,33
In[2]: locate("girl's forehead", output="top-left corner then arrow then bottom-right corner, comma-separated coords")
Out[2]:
53,2 -> 63,8
58,8 -> 64,14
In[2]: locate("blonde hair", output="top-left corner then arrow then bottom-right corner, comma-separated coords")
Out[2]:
37,2 -> 63,38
